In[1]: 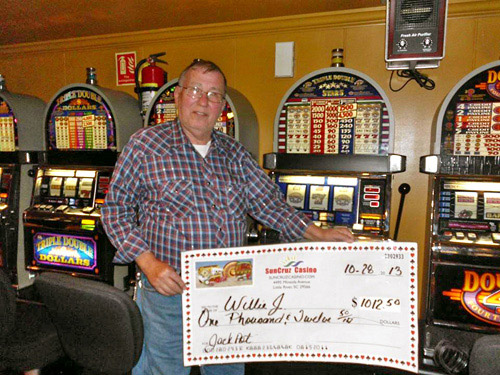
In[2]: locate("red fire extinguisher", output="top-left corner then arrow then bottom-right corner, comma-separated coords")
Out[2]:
135,52 -> 168,119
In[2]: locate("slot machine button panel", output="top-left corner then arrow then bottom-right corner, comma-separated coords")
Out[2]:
82,207 -> 95,214
466,232 -> 477,241
455,231 -> 465,240
55,205 -> 69,212
442,231 -> 453,240
352,223 -> 364,234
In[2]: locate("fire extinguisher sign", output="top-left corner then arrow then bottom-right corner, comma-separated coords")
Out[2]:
115,51 -> 136,86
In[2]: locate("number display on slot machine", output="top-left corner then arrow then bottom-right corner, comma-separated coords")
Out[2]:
275,71 -> 391,156
46,89 -> 116,151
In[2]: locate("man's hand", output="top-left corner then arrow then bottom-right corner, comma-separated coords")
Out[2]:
304,224 -> 355,243
135,252 -> 186,296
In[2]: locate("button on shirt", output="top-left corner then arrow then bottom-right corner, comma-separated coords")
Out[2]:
101,120 -> 311,271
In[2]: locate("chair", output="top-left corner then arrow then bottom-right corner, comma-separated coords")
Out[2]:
469,335 -> 500,375
0,268 -> 64,374
35,272 -> 144,375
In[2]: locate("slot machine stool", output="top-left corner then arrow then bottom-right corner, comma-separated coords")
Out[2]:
35,272 -> 144,375
469,335 -> 500,375
0,269 -> 64,373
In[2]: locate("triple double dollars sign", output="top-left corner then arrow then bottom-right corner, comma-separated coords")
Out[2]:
181,242 -> 418,373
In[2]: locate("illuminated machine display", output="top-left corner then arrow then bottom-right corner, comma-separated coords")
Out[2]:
420,61 -> 500,374
0,75 -> 45,289
145,78 -> 259,158
263,67 -> 406,240
23,69 -> 142,288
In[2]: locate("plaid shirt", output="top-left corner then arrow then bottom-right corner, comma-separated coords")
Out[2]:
101,120 -> 311,271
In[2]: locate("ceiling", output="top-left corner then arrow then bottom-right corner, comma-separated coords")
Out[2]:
1,0 -> 384,46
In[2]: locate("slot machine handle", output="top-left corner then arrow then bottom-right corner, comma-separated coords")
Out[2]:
393,183 -> 411,241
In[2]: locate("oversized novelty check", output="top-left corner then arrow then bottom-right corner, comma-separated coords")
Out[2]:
181,242 -> 418,373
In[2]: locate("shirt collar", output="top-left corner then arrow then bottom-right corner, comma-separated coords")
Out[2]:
171,118 -> 223,152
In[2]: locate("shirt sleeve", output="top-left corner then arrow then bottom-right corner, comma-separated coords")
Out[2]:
101,136 -> 151,264
240,151 -> 312,242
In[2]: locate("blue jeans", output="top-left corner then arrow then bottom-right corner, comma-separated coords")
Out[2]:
133,276 -> 245,375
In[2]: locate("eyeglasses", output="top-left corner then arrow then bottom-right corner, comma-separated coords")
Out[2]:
178,85 -> 225,103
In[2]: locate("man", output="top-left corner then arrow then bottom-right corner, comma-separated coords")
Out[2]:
102,59 -> 354,375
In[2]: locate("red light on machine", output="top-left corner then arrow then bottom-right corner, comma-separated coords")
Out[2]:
364,194 -> 380,200
0,193 -> 8,199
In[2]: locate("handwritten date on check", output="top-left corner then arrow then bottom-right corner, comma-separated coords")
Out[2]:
182,242 -> 418,373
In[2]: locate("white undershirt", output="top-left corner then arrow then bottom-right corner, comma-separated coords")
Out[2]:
193,141 -> 211,158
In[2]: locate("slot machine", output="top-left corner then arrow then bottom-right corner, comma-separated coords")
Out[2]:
144,78 -> 259,159
263,67 -> 406,241
420,61 -> 500,374
0,75 -> 45,290
23,68 -> 142,289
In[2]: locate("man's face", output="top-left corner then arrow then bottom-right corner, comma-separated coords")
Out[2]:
174,67 -> 226,144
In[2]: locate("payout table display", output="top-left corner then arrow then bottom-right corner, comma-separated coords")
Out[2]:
275,69 -> 393,156
441,70 -> 500,157
182,242 -> 418,373
0,98 -> 17,151
45,88 -> 116,151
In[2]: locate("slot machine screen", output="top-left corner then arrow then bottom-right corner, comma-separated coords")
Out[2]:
0,97 -> 18,151
275,174 -> 387,234
436,179 -> 500,244
45,88 -> 116,151
0,166 -> 13,209
275,70 -> 392,156
32,169 -> 99,209
435,63 -> 500,175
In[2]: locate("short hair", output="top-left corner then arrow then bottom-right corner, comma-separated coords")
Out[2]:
178,59 -> 227,92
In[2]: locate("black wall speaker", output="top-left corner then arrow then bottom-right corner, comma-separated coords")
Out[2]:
385,0 -> 448,70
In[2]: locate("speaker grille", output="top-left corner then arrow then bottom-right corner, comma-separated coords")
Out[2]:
397,0 -> 437,29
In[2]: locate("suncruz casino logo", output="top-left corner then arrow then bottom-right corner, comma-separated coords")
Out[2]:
443,270 -> 500,326
265,256 -> 317,275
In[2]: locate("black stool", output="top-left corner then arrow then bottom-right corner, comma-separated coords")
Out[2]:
35,272 -> 144,375
0,269 -> 64,374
